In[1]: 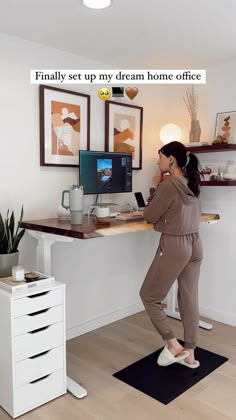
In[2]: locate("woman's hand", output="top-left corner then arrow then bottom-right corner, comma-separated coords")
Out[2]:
152,172 -> 163,188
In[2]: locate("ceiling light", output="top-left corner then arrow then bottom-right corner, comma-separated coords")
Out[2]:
83,0 -> 111,9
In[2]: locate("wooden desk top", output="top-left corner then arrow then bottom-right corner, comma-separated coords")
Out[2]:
21,213 -> 220,240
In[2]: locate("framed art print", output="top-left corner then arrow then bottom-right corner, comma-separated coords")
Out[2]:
40,85 -> 90,166
105,101 -> 143,169
215,111 -> 236,144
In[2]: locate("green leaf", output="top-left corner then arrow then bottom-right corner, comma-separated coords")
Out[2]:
0,213 -> 5,241
11,229 -> 25,253
14,205 -> 24,243
5,222 -> 13,253
9,211 -> 15,237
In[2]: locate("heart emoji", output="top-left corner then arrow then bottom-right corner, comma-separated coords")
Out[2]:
125,87 -> 138,100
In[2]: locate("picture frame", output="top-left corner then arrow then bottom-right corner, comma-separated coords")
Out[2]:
105,100 -> 143,169
40,85 -> 90,167
215,111 -> 236,144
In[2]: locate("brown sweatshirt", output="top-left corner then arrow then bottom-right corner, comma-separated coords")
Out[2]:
143,176 -> 201,235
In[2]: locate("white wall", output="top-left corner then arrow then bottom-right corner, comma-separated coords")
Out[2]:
0,33 -> 161,338
1,33 -> 236,338
195,62 -> 236,326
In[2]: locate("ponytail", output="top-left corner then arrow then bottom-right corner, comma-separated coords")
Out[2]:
184,153 -> 202,197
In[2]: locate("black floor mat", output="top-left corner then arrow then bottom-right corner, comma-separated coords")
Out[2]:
113,343 -> 228,404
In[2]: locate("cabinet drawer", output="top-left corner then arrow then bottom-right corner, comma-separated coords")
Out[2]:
14,322 -> 64,362
13,305 -> 63,336
15,346 -> 64,388
14,369 -> 65,416
12,288 -> 63,318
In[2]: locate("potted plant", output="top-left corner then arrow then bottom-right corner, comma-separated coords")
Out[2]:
0,207 -> 25,277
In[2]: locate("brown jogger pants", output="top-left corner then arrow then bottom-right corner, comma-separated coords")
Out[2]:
140,233 -> 203,349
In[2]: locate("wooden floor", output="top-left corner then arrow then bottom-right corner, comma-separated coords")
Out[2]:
1,312 -> 236,420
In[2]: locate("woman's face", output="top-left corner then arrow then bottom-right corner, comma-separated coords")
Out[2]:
158,151 -> 172,174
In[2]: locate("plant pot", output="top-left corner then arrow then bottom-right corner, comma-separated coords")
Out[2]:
190,119 -> 201,142
0,251 -> 19,278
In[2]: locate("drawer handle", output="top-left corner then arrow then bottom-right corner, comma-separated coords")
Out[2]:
30,374 -> 50,384
27,291 -> 49,298
28,325 -> 50,334
29,350 -> 50,359
28,308 -> 49,316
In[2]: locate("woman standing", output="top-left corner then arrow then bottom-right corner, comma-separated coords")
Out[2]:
140,141 -> 203,368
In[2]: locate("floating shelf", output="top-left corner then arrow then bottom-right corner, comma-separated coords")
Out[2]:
201,180 -> 236,186
186,144 -> 236,153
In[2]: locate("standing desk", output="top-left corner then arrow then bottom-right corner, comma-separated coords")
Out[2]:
21,212 -> 220,398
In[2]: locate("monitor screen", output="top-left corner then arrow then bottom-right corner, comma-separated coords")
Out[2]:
79,151 -> 132,194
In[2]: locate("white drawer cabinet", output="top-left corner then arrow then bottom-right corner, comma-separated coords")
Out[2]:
12,288 -> 63,318
14,322 -> 64,362
15,346 -> 64,388
13,305 -> 63,335
14,369 -> 65,414
0,281 -> 66,418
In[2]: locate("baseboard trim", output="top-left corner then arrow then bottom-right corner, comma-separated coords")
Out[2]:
66,302 -> 144,340
66,303 -> 236,341
199,305 -> 236,327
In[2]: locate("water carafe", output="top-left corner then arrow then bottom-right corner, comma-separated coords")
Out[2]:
61,185 -> 84,225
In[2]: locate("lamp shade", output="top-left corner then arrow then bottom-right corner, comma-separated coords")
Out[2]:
160,123 -> 182,145
83,0 -> 111,9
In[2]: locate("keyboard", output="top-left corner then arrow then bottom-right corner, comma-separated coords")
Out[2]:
115,212 -> 144,221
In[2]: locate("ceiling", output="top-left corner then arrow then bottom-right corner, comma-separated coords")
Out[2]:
1,0 -> 236,68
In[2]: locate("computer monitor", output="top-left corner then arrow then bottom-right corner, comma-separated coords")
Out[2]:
79,151 -> 132,195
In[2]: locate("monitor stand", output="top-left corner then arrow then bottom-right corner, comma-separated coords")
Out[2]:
92,194 -> 116,207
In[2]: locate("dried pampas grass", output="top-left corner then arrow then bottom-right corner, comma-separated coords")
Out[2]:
183,86 -> 198,120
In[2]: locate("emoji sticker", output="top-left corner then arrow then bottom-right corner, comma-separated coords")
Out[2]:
125,87 -> 138,100
98,87 -> 111,100
112,87 -> 124,98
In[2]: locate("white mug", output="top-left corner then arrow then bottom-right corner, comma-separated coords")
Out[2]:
96,207 -> 110,218
96,207 -> 110,224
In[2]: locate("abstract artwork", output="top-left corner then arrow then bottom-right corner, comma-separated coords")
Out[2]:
40,85 -> 90,166
105,101 -> 143,169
